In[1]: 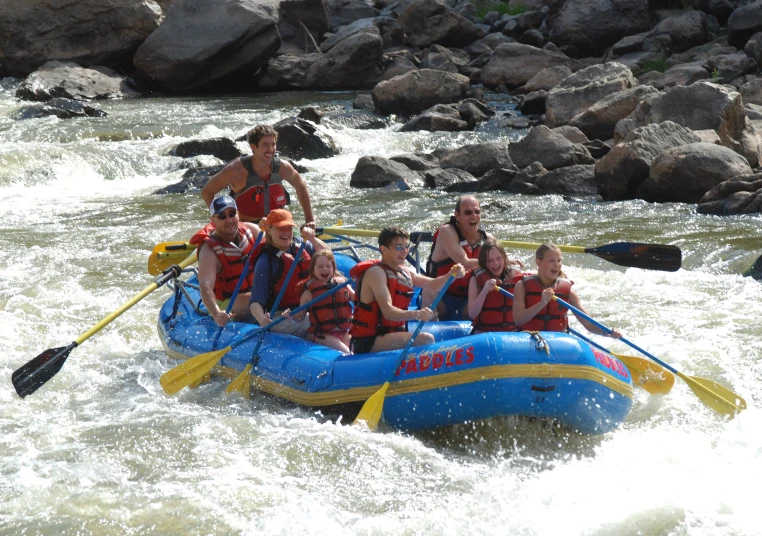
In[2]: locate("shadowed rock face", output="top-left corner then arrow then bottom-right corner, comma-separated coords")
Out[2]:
0,0 -> 163,76
133,0 -> 280,92
745,254 -> 762,281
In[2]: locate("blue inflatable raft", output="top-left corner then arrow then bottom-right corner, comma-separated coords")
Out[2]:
157,253 -> 634,435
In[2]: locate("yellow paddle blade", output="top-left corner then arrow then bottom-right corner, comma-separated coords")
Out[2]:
353,382 -> 390,430
160,346 -> 231,395
615,353 -> 675,395
679,373 -> 747,416
148,242 -> 197,275
188,372 -> 211,389
226,364 -> 252,398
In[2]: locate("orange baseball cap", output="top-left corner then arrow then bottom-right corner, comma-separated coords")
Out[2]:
263,208 -> 296,228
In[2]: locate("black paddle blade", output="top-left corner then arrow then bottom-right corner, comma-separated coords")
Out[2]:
585,242 -> 682,272
12,343 -> 77,398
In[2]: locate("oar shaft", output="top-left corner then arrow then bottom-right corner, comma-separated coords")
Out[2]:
231,280 -> 353,349
77,254 -> 197,345
549,294 -> 678,375
397,273 -> 455,363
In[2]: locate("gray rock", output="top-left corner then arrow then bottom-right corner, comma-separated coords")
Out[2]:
638,142 -> 753,203
273,117 -> 340,160
399,104 -> 471,132
169,137 -> 244,161
372,68 -> 471,116
424,168 -> 479,191
15,61 -> 141,101
350,155 -> 421,187
509,125 -> 594,170
390,152 -> 440,171
439,141 -> 514,177
536,164 -> 598,196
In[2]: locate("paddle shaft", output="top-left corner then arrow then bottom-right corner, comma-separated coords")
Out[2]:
13,253 -> 197,398
317,227 -> 681,272
224,231 -> 264,314
231,279 -> 353,352
249,240 -> 307,358
396,273 -> 455,366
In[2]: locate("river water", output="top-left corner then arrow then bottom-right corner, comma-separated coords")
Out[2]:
1,79 -> 761,535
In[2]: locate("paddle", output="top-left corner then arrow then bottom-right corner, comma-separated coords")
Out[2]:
353,270 -> 457,430
226,240 -> 307,396
549,294 -> 746,416
159,280 -> 353,395
567,327 -> 675,395
13,254 -> 198,398
317,227 -> 682,272
492,286 -> 675,395
148,242 -> 199,275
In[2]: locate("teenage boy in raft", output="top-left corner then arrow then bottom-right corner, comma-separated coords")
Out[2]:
350,226 -> 466,354
512,243 -> 623,338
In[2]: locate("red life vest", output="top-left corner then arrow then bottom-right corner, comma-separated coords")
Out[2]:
304,278 -> 353,336
519,275 -> 573,332
253,242 -> 311,310
231,154 -> 290,221
471,269 -> 523,332
426,216 -> 487,298
189,222 -> 256,301
349,260 -> 414,338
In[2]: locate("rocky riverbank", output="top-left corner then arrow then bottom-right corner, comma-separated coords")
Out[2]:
3,0 -> 762,214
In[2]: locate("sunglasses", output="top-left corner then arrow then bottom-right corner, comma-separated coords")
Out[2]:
215,209 -> 237,220
462,209 -> 481,216
393,243 -> 411,251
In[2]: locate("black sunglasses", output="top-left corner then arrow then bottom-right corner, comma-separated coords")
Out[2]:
216,209 -> 237,220
462,209 -> 481,216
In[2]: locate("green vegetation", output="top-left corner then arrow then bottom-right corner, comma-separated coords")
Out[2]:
476,1 -> 526,20
711,68 -> 720,81
638,57 -> 669,75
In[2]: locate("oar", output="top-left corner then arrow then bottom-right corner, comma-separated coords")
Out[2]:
13,253 -> 198,398
226,240 -> 307,396
354,270 -> 457,430
550,294 -> 746,416
567,327 -> 675,395
317,227 -> 682,272
148,242 -> 198,275
159,280 -> 353,395
493,286 -> 675,395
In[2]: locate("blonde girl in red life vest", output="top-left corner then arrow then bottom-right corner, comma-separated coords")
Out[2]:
283,250 -> 355,353
467,239 -> 526,334
512,243 -> 623,338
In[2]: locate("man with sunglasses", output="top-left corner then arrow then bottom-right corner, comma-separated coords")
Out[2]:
201,124 -> 316,229
191,196 -> 261,327
350,226 -> 466,354
425,195 -> 492,321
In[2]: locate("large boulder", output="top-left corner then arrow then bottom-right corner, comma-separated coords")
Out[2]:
536,164 -> 598,196
399,104 -> 470,132
548,0 -> 652,56
0,0 -> 162,76
133,0 -> 280,92
15,61 -> 141,101
615,81 -> 762,167
569,85 -> 658,141
371,69 -> 471,116
394,0 -> 485,49
650,10 -> 715,53
595,121 -> 701,201
255,30 -> 384,90
545,62 -> 636,128
350,156 -> 422,188
438,142 -> 514,177
638,142 -> 753,203
480,43 -> 581,90
509,125 -> 595,170
272,117 -> 340,160
728,1 -> 762,49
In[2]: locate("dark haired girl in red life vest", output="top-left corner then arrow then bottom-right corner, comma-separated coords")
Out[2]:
283,250 -> 355,353
466,239 -> 525,334
512,243 -> 623,338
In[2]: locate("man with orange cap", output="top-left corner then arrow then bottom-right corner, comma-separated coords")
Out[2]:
249,208 -> 329,336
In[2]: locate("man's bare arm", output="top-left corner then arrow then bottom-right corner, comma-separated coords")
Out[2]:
201,159 -> 246,208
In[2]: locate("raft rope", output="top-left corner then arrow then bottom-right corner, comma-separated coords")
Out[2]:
526,331 -> 550,355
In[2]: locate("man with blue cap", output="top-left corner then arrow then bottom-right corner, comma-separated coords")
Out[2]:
190,196 -> 261,327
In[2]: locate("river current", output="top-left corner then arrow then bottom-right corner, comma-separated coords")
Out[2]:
1,79 -> 761,535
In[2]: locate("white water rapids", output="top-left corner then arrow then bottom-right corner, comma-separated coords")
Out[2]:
1,82 -> 761,535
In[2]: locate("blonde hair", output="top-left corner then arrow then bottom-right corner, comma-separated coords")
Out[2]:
535,243 -> 566,278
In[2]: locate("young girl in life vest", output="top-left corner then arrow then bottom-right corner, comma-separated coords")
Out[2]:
512,243 -> 623,337
467,239 -> 525,334
283,250 -> 355,353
